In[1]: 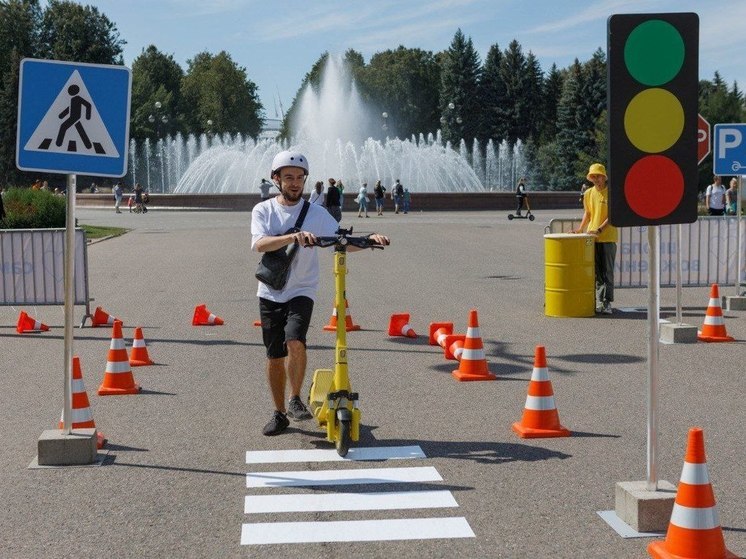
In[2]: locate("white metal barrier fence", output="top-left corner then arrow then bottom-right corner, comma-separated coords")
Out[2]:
546,217 -> 746,287
0,228 -> 90,305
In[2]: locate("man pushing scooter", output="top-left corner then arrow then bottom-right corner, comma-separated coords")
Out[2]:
251,151 -> 390,436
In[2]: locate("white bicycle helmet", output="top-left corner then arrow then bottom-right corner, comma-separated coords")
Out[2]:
271,151 -> 309,175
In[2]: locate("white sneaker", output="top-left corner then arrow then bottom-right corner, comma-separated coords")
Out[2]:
601,303 -> 613,315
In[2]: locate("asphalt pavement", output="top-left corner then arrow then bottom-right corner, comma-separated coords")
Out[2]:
1,207 -> 744,558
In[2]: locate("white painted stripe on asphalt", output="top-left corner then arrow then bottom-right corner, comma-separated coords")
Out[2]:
245,445 -> 426,464
460,348 -> 485,360
704,315 -> 724,326
530,366 -> 549,381
240,517 -> 475,545
680,462 -> 710,485
670,503 -> 720,530
244,490 -> 458,514
246,466 -> 442,488
524,395 -> 556,410
105,360 -> 131,373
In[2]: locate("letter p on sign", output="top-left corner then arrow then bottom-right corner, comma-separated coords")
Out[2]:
717,128 -> 742,159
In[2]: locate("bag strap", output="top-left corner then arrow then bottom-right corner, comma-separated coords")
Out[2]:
294,199 -> 310,229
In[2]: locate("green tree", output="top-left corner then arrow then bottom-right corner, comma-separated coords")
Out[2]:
0,48 -> 23,185
358,46 -> 440,139
39,0 -> 124,64
478,43 -> 506,142
540,63 -> 563,143
180,51 -> 263,137
0,0 -> 41,77
0,1 -> 41,185
523,52 -> 545,142
439,29 -> 481,145
497,40 -> 528,145
554,59 -> 585,189
130,45 -> 184,141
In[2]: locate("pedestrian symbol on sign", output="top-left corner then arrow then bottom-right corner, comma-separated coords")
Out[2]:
24,70 -> 118,157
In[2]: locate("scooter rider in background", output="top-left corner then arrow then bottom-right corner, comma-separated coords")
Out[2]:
516,177 -> 527,216
251,151 -> 390,436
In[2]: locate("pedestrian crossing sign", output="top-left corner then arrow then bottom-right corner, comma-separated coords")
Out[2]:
16,58 -> 131,177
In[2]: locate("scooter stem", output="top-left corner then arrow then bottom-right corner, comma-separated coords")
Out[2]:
333,246 -> 350,392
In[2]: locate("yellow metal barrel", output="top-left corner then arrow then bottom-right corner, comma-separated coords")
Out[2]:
544,233 -> 595,317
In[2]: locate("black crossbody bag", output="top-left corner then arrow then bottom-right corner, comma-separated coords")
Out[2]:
255,200 -> 310,290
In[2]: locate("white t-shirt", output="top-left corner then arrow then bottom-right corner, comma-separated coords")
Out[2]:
309,189 -> 325,205
706,183 -> 726,209
251,197 -> 339,303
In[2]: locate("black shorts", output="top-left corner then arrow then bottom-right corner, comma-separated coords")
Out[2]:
259,296 -> 314,359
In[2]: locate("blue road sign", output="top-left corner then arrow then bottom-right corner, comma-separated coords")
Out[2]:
713,123 -> 746,175
16,58 -> 131,177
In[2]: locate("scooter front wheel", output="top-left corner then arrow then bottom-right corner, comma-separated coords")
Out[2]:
508,214 -> 514,220
528,214 -> 535,221
336,419 -> 351,457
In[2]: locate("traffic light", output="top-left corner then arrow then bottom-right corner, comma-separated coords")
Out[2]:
608,13 -> 699,227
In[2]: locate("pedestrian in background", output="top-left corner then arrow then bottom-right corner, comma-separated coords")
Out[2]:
374,180 -> 386,216
392,179 -> 404,214
356,182 -> 369,218
113,182 -> 123,213
325,178 -> 342,222
309,181 -> 325,205
515,177 -> 528,216
725,177 -> 738,215
259,178 -> 274,201
402,188 -> 411,214
706,175 -> 726,216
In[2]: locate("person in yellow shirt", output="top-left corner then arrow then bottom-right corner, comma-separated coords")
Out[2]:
572,163 -> 618,314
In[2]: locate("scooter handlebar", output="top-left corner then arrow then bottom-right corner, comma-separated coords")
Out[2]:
311,228 -> 385,250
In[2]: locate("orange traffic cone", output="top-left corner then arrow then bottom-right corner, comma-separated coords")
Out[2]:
192,304 -> 224,326
452,310 -> 496,381
429,322 -> 453,346
98,320 -> 141,395
16,311 -> 50,333
512,345 -> 570,438
129,326 -> 154,366
323,299 -> 361,331
58,356 -> 106,449
92,306 -> 119,328
648,427 -> 737,559
697,284 -> 735,342
388,313 -> 417,338
444,334 -> 466,361
253,320 -> 261,327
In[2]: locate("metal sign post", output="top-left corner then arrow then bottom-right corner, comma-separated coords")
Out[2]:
738,176 -> 743,296
62,175 -> 76,434
647,226 -> 660,490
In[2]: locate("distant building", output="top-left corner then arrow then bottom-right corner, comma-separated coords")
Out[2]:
258,118 -> 281,140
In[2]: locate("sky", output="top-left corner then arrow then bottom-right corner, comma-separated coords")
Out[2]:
82,0 -> 746,122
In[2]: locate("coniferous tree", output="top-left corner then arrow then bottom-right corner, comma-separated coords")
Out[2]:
438,29 -> 481,145
523,52 -> 545,142
478,43 -> 506,142
555,59 -> 585,189
498,40 -> 528,145
0,48 -> 22,185
540,63 -> 563,144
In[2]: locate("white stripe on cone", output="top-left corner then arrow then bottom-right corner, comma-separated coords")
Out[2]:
401,325 -> 413,336
208,313 -> 217,324
105,360 -> 131,373
524,395 -> 557,410
708,298 -> 721,307
466,326 -> 481,338
669,503 -> 721,531
132,338 -> 147,348
703,315 -> 725,326
680,462 -> 710,485
460,348 -> 485,360
72,378 -> 86,392
453,347 -> 464,360
110,338 -> 126,350
530,367 -> 549,381
60,407 -> 93,424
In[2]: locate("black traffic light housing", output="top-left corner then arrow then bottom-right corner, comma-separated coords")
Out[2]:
608,12 -> 699,227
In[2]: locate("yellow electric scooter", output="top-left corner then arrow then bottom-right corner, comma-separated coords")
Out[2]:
308,227 -> 384,456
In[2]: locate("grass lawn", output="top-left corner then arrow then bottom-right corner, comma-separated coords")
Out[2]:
81,224 -> 127,240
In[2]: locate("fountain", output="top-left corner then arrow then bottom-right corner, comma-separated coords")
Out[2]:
125,56 -> 528,193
